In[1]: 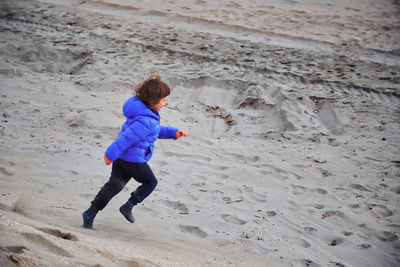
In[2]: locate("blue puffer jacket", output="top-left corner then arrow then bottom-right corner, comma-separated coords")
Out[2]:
105,96 -> 178,163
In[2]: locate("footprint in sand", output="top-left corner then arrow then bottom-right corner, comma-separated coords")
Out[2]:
242,186 -> 267,203
163,200 -> 189,213
312,188 -> 328,194
0,246 -> 28,254
0,167 -> 14,176
368,204 -> 393,218
36,227 -> 78,241
179,225 -> 207,238
250,193 -> 267,203
350,184 -> 371,192
341,231 -> 353,237
304,227 -> 317,232
391,186 -> 400,194
291,184 -> 308,195
328,238 -> 344,246
266,211 -> 277,217
221,214 -> 246,225
374,231 -> 398,242
21,233 -> 73,258
0,159 -> 16,176
68,170 -> 79,175
287,236 -> 312,251
294,238 -> 311,248
348,204 -> 361,209
357,243 -> 372,249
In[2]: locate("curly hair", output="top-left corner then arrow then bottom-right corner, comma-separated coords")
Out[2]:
134,71 -> 171,108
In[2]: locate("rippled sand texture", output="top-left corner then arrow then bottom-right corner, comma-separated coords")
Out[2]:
0,0 -> 399,266
101,0 -> 400,51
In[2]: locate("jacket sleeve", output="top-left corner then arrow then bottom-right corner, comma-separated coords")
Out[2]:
158,125 -> 178,140
105,119 -> 151,161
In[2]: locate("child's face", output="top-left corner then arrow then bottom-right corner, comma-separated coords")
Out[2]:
153,96 -> 168,111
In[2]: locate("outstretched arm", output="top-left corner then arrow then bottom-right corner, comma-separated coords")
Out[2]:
158,125 -> 179,139
175,130 -> 188,138
159,126 -> 188,139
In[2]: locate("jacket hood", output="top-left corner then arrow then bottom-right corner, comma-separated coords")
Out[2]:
122,96 -> 160,120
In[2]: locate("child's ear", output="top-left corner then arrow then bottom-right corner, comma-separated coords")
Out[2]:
149,100 -> 158,108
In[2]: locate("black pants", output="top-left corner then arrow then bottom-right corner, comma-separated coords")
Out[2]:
91,159 -> 158,210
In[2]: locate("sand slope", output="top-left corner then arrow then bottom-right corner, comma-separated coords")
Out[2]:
0,0 -> 399,266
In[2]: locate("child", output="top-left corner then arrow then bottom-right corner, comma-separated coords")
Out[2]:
82,72 -> 187,229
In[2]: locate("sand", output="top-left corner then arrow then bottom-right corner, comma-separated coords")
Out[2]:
0,0 -> 399,266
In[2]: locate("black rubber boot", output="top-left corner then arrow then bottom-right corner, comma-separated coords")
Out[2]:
119,200 -> 136,223
82,205 -> 98,229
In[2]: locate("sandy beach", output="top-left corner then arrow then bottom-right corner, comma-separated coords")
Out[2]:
0,0 -> 399,266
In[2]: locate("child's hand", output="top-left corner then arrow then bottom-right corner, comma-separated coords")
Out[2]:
104,155 -> 112,165
175,130 -> 188,138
